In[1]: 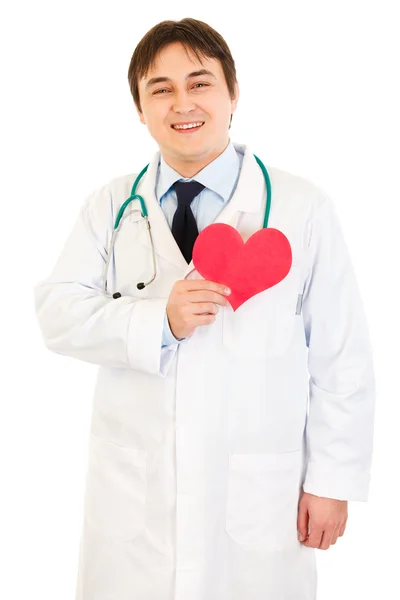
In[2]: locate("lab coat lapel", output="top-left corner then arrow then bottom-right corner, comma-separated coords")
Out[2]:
135,143 -> 267,279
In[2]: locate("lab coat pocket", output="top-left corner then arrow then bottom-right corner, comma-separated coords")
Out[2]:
84,433 -> 147,542
225,450 -> 302,552
222,284 -> 298,359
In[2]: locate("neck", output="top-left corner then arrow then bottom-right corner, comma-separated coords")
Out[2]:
162,140 -> 230,178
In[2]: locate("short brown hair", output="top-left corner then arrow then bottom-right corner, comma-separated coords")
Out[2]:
127,18 -> 237,114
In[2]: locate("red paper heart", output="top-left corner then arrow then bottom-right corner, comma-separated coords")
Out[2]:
192,223 -> 292,311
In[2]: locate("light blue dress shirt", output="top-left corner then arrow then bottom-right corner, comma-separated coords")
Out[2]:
158,140 -> 244,347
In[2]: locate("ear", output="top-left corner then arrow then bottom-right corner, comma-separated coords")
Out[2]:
231,80 -> 240,114
135,105 -> 146,125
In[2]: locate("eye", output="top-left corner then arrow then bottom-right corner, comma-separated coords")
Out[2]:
153,83 -> 209,95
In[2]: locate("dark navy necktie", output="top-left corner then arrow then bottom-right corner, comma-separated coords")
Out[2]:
172,180 -> 205,263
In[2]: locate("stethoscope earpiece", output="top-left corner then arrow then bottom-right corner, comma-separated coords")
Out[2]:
112,282 -> 145,299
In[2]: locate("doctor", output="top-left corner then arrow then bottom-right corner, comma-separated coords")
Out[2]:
33,17 -> 375,600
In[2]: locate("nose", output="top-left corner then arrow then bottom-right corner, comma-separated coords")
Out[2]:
172,88 -> 197,114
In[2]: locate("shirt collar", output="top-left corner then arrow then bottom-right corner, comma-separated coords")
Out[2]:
156,140 -> 240,203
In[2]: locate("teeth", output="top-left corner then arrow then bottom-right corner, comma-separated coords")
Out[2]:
173,122 -> 204,130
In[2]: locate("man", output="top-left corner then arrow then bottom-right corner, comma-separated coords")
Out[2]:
34,17 -> 375,600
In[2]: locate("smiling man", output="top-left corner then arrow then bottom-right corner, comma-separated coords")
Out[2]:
34,17 -> 376,600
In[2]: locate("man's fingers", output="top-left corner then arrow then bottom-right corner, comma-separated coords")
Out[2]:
192,302 -> 219,315
187,291 -> 229,306
297,495 -> 348,549
338,520 -> 347,536
183,280 -> 231,295
330,524 -> 341,545
297,499 -> 309,541
318,528 -> 336,550
304,524 -> 342,549
303,526 -> 324,548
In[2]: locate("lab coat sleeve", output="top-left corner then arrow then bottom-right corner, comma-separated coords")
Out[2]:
33,186 -> 178,376
301,195 -> 376,502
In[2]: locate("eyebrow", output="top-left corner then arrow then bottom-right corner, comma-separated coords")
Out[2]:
145,69 -> 217,90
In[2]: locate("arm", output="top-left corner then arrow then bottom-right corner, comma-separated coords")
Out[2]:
301,195 -> 376,502
33,185 -> 177,376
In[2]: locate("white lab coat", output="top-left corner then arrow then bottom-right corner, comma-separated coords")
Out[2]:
33,143 -> 375,600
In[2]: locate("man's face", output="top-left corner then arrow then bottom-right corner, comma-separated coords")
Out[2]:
136,42 -> 239,167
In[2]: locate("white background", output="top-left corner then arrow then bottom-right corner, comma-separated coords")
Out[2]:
2,1 -> 399,598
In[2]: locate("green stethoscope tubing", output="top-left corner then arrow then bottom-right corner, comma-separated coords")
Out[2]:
103,154 -> 271,297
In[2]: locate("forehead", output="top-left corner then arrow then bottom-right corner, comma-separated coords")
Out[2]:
141,42 -> 223,82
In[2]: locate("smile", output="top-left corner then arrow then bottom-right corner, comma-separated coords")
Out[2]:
171,122 -> 205,132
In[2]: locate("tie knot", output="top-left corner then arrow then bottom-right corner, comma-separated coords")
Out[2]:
173,180 -> 205,207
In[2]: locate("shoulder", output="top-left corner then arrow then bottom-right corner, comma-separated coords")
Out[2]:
81,172 -> 139,226
265,163 -> 333,217
99,172 -> 138,209
105,172 -> 138,198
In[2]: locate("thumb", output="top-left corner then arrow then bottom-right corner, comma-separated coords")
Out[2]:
297,497 -> 309,541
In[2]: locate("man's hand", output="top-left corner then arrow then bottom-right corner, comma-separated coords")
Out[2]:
166,280 -> 231,340
297,490 -> 348,550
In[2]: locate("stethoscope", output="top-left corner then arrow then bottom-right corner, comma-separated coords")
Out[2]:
102,154 -> 271,299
